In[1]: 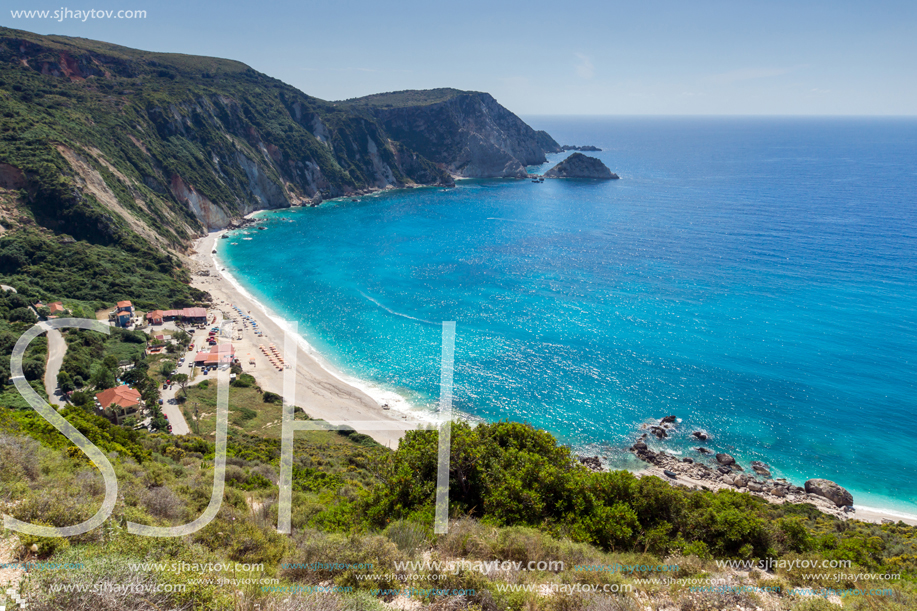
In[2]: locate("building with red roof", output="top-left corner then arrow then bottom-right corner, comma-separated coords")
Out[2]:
146,310 -> 164,325
95,385 -> 143,424
194,344 -> 235,366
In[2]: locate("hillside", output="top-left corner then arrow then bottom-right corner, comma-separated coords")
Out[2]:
0,27 -> 562,310
0,27 -> 456,246
343,89 -> 561,178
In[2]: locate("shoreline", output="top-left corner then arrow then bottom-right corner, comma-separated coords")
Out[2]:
595,438 -> 917,526
220,213 -> 437,424
192,209 -> 916,527
630,462 -> 917,527
185,229 -> 432,448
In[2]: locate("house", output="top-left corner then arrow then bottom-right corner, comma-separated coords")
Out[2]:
48,302 -> 66,315
110,310 -> 132,328
95,385 -> 143,424
117,300 -> 134,315
146,310 -> 164,325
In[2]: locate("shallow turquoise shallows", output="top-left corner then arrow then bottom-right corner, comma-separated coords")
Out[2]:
220,117 -> 917,515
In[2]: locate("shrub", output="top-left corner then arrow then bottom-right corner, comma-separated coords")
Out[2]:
142,485 -> 185,520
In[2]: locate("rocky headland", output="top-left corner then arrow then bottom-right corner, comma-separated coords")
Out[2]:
544,153 -> 619,180
560,145 -> 602,152
577,414 -> 873,522
344,88 -> 562,179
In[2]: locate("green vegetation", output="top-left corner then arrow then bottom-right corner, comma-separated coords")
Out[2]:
342,88 -> 471,108
1,411 -> 915,610
0,25 -> 914,611
0,230 -> 205,310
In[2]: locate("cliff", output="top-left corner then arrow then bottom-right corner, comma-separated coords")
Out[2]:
343,89 -> 562,178
544,153 -> 619,180
0,30 -> 562,250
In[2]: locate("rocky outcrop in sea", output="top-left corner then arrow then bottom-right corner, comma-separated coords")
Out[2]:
544,153 -> 619,179
613,415 -> 857,517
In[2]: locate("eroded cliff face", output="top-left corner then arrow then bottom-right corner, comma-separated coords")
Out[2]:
350,90 -> 561,178
0,30 -> 557,246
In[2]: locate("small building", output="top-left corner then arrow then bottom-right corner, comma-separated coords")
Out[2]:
146,310 -> 164,325
95,385 -> 143,425
48,302 -> 66,315
181,307 -> 208,325
194,344 -> 235,367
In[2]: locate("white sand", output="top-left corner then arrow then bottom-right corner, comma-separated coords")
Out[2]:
188,228 -> 917,525
185,231 -> 427,448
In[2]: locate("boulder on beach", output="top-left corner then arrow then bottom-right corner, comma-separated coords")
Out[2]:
805,479 -> 854,507
716,453 -> 736,466
579,456 -> 602,471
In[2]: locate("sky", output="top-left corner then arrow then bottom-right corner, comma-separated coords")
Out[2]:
2,0 -> 916,115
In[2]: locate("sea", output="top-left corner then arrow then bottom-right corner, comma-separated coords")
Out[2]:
218,117 -> 917,517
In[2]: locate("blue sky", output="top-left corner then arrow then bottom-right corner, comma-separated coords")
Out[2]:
3,0 -> 915,115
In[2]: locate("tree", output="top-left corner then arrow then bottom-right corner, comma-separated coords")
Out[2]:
9,307 -> 37,323
173,329 -> 190,346
159,360 -> 176,377
89,363 -> 116,390
172,373 -> 189,396
57,370 -> 75,393
22,359 -> 45,381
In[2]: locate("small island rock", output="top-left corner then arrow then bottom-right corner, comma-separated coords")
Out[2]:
544,153 -> 619,179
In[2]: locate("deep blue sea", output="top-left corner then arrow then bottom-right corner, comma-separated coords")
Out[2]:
220,117 -> 917,515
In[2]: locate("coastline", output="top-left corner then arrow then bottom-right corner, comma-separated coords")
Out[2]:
615,449 -> 917,526
191,209 -> 917,527
185,228 -> 431,448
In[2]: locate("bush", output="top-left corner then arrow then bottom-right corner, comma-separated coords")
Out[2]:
263,391 -> 282,404
232,373 -> 257,388
9,306 -> 37,323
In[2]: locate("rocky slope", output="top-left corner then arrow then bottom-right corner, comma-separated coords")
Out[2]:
343,89 -> 561,178
544,152 -> 619,179
0,29 -> 559,253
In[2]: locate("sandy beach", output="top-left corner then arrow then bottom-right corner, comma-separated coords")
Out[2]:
187,227 -> 917,526
184,230 -> 425,449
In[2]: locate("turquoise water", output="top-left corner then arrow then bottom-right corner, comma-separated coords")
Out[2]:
220,117 -> 917,515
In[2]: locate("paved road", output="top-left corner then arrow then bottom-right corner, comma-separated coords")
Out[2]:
42,324 -> 67,408
158,347 -> 194,436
